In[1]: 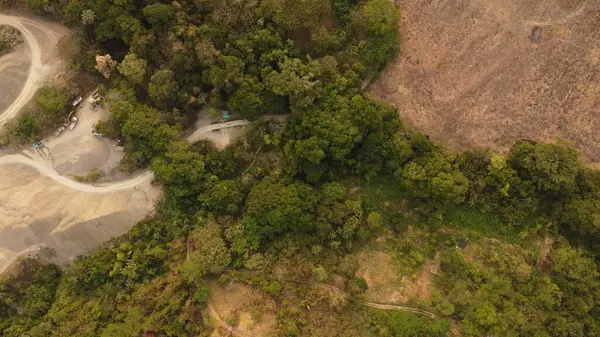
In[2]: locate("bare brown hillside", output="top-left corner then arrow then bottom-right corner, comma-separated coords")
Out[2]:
372,0 -> 600,162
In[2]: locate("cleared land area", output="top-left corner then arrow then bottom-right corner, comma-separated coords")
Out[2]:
0,164 -> 161,273
34,101 -> 124,177
371,0 -> 600,162
0,14 -> 69,125
0,26 -> 29,115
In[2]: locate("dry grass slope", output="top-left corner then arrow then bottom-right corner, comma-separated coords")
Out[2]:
372,0 -> 600,163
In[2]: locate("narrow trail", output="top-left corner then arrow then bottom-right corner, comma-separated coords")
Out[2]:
523,1 -> 588,27
285,279 -> 439,319
207,301 -> 253,337
205,276 -> 440,337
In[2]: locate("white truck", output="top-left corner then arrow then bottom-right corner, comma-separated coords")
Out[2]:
68,117 -> 79,130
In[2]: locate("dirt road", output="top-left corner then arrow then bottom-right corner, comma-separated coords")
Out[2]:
0,46 -> 29,114
187,120 -> 250,143
0,14 -> 67,125
0,119 -> 258,193
0,154 -> 155,192
0,163 -> 161,273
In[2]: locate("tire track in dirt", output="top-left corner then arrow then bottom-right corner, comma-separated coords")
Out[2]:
0,14 -> 54,125
207,301 -> 254,337
523,1 -> 588,26
0,119 -> 265,193
284,279 -> 439,319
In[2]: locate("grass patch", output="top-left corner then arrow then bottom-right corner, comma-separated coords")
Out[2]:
358,175 -> 420,231
443,207 -> 524,242
74,167 -> 103,183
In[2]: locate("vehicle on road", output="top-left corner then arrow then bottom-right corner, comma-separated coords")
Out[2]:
68,117 -> 79,130
53,126 -> 65,136
88,94 -> 101,110
72,96 -> 83,108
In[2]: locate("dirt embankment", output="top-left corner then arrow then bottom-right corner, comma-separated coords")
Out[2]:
372,0 -> 600,162
0,164 -> 161,271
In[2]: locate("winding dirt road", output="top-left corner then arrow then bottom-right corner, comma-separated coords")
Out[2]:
0,120 -> 252,193
0,14 -> 52,125
0,154 -> 155,192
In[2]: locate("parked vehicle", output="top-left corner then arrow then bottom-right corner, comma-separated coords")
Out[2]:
53,126 -> 65,136
68,117 -> 79,130
72,96 -> 83,107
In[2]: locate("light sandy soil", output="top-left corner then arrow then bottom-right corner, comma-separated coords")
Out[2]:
371,0 -> 600,162
0,43 -> 29,114
0,164 -> 161,271
0,14 -> 69,125
35,100 -> 124,176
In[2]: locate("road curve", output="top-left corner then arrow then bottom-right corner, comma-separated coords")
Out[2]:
0,14 -> 48,125
0,246 -> 41,277
0,120 -> 255,193
0,154 -> 155,193
186,120 -> 250,143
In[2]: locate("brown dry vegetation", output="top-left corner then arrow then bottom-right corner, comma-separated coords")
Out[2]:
356,247 -> 436,304
372,0 -> 600,163
208,281 -> 277,337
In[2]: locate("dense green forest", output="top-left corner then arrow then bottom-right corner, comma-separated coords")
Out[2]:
1,0 -> 600,336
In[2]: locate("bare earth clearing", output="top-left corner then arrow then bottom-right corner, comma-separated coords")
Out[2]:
372,0 -> 600,162
0,44 -> 29,114
0,15 -> 155,274
0,164 -> 161,272
208,281 -> 277,337
0,14 -> 69,125
31,102 -> 124,176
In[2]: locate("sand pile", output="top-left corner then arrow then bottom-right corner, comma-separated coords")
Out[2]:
0,164 -> 161,269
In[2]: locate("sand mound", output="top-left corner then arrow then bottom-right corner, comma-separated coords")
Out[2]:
0,164 -> 160,269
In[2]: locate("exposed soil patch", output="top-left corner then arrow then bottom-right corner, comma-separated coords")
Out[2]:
356,250 -> 406,303
404,253 -> 440,301
0,46 -> 29,114
208,281 -> 277,337
0,164 -> 160,272
371,0 -> 600,163
537,236 -> 554,265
